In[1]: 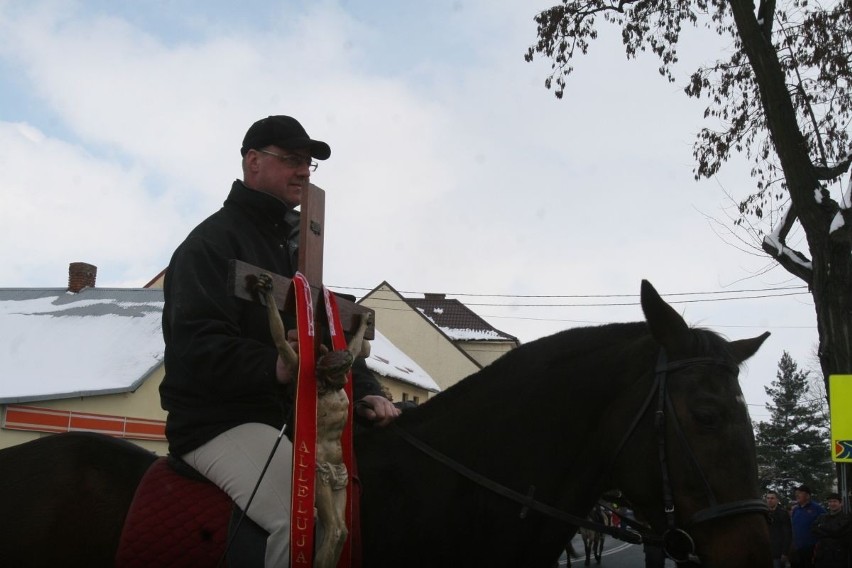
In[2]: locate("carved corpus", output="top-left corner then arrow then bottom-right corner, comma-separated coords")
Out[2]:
255,273 -> 373,568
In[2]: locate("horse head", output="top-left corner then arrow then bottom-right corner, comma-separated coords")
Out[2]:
611,280 -> 771,567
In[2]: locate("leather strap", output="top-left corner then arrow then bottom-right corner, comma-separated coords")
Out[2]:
391,423 -> 647,545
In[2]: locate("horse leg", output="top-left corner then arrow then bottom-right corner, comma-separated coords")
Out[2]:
594,534 -> 603,563
554,541 -> 573,567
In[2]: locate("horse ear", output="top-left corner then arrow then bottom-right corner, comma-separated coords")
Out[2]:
728,331 -> 771,364
640,280 -> 689,349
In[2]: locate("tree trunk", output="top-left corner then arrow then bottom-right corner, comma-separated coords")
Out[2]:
728,0 -> 852,384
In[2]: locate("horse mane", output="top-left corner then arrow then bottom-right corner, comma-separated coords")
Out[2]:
390,319 -> 735,426
401,322 -> 647,412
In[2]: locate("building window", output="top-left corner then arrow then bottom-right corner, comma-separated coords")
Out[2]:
402,393 -> 409,402
413,396 -> 420,405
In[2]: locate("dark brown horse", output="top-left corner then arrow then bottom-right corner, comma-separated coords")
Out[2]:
0,281 -> 772,567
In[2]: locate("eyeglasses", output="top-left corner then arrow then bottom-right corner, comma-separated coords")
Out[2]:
257,149 -> 318,172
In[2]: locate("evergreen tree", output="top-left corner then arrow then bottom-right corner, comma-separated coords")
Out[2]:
755,351 -> 834,499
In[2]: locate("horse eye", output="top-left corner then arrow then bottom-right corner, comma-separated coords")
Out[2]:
691,408 -> 719,428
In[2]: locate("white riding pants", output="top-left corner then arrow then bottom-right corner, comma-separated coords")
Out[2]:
182,422 -> 292,568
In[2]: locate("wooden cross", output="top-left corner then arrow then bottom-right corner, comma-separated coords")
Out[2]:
227,183 -> 375,338
228,183 -> 369,567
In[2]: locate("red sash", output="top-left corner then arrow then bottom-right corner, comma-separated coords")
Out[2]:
289,273 -> 317,567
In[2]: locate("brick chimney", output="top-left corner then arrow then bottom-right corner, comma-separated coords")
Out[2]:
68,262 -> 97,293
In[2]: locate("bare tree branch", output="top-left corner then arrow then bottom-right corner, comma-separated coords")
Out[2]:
814,155 -> 852,181
761,237 -> 813,285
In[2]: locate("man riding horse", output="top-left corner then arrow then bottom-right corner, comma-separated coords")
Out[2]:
159,115 -> 399,567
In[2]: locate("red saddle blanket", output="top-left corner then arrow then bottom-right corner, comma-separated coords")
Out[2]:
115,457 -> 233,567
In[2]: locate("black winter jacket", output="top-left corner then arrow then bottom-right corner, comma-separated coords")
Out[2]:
769,505 -> 793,559
812,510 -> 852,568
160,180 -> 383,456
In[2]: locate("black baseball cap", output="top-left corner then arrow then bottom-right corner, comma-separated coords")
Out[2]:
240,115 -> 331,160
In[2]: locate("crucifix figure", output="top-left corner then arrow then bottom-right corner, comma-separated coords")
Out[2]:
230,182 -> 381,568
252,268 -> 371,568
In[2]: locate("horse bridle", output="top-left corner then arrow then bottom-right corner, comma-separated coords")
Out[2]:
611,350 -> 769,563
391,348 -> 769,565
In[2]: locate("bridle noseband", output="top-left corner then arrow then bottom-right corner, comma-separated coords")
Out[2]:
392,348 -> 769,565
640,350 -> 769,563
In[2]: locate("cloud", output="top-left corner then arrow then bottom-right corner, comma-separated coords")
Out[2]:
0,1 -> 820,412
0,121 -> 182,285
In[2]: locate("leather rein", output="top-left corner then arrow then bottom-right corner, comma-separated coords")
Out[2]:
391,348 -> 769,564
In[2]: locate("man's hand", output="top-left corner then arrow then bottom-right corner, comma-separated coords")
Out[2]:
355,395 -> 401,426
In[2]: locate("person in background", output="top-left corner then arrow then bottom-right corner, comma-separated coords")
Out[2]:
610,504 -> 621,529
767,490 -> 793,568
811,492 -> 851,568
791,485 -> 827,568
160,115 -> 400,568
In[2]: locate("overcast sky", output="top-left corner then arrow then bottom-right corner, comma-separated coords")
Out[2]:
0,1 -> 819,420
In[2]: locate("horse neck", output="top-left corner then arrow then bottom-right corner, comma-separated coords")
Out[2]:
398,325 -> 656,487
357,326 -> 659,565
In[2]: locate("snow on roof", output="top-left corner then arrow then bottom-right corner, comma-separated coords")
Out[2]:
423,321 -> 505,341
0,288 -> 165,403
366,329 -> 440,392
0,286 -> 438,402
407,297 -> 518,342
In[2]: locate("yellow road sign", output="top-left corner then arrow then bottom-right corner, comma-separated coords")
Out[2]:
829,375 -> 852,463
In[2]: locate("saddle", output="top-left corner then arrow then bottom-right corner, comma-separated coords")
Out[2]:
114,456 -> 266,567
